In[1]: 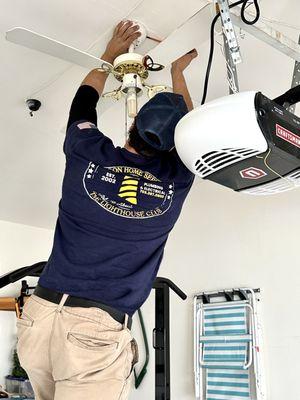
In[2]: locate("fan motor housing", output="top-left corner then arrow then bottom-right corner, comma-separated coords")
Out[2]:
113,53 -> 148,81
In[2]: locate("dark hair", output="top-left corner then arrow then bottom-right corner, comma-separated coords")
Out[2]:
128,120 -> 162,158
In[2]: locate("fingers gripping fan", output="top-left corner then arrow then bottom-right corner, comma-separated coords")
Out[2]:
175,91 -> 300,195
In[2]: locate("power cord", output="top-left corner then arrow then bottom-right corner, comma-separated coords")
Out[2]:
256,149 -> 296,189
241,0 -> 260,25
201,0 -> 261,105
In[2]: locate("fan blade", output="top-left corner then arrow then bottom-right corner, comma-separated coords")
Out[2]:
6,27 -> 113,70
147,1 -> 211,67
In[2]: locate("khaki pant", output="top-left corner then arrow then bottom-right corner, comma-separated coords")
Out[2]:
16,293 -> 138,400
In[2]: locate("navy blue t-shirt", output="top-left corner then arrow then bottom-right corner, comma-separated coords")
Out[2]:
39,87 -> 194,315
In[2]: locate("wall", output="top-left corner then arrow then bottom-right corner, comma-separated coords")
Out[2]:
1,178 -> 300,399
0,220 -> 53,387
130,179 -> 300,400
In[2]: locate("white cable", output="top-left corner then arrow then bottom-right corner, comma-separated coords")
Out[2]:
125,92 -> 128,139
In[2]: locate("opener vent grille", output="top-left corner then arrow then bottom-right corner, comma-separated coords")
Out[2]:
242,169 -> 300,195
194,148 -> 260,178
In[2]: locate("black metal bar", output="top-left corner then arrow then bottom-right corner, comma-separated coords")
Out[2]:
273,85 -> 300,108
0,262 -> 46,289
196,288 -> 260,301
152,277 -> 187,400
153,277 -> 187,300
134,309 -> 150,388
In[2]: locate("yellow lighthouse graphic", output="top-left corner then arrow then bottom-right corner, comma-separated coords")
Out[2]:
118,176 -> 139,205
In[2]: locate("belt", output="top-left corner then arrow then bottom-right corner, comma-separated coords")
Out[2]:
34,285 -> 132,329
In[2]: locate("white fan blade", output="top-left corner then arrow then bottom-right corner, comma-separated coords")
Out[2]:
147,1 -> 212,67
6,27 -> 113,70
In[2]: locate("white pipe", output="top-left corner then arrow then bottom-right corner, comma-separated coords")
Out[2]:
126,88 -> 137,118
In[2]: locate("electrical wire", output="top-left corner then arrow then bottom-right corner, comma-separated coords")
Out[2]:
201,0 -> 261,105
256,149 -> 296,188
241,0 -> 260,25
143,55 -> 164,71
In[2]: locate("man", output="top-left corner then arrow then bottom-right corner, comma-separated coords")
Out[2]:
16,21 -> 198,400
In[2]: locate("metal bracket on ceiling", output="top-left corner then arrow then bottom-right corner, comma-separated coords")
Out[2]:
216,0 -> 242,65
287,34 -> 300,114
222,34 -> 240,94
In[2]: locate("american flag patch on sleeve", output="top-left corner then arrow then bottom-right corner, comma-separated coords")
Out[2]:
77,122 -> 97,130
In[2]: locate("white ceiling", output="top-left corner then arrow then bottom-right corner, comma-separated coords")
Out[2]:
1,0 -> 300,229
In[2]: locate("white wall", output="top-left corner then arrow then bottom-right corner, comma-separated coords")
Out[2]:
1,179 -> 300,400
131,179 -> 300,400
0,220 -> 53,387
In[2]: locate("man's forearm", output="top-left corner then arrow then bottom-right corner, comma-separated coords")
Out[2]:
171,67 -> 194,111
80,52 -> 114,97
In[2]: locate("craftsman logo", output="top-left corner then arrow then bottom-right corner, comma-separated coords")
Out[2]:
240,167 -> 267,179
276,124 -> 300,149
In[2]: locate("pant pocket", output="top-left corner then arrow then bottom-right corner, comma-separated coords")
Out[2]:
55,328 -> 127,380
119,339 -> 139,400
16,314 -> 34,328
67,332 -> 119,352
131,338 -> 139,367
16,298 -> 35,334
16,296 -> 55,371
124,338 -> 139,380
16,313 -> 35,369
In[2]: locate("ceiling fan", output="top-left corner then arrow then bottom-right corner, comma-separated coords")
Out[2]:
5,1 -> 211,119
6,23 -> 168,119
6,0 -> 300,197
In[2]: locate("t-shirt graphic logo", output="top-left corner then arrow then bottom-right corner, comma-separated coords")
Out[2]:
118,176 -> 139,205
83,162 -> 175,219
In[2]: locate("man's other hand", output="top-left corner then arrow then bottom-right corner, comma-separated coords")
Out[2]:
102,21 -> 141,63
171,49 -> 198,73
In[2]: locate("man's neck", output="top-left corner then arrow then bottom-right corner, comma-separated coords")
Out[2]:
124,141 -> 139,155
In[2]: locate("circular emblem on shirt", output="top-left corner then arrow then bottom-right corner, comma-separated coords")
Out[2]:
83,162 -> 174,219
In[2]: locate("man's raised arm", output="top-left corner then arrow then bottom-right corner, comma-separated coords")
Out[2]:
171,49 -> 198,112
66,21 -> 141,130
81,21 -> 141,97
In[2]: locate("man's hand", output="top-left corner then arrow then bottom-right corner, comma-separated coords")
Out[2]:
102,21 -> 141,63
171,49 -> 198,73
81,21 -> 141,96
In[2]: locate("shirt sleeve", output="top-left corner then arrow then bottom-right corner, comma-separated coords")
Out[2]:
67,85 -> 99,130
64,85 -> 113,159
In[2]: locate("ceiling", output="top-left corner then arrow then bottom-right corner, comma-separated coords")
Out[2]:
1,0 -> 300,229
